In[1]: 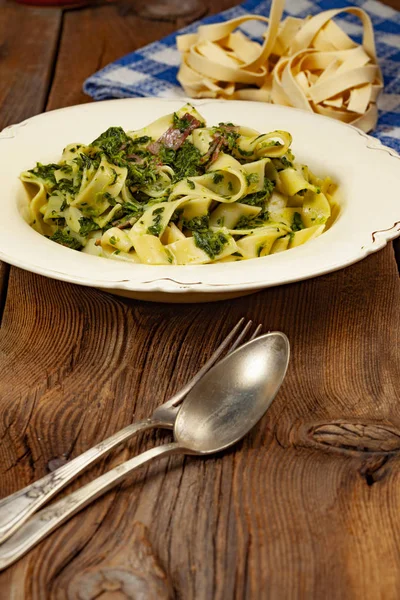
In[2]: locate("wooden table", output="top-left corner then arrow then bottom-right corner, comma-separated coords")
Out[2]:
0,0 -> 399,597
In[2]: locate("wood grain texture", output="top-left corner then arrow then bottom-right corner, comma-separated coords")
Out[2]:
380,0 -> 400,7
0,260 -> 10,325
1,245 -> 399,598
46,5 -> 176,110
0,0 -> 62,321
394,237 -> 400,272
0,1 -> 61,130
46,0 -> 241,111
64,521 -> 173,599
0,0 -> 399,597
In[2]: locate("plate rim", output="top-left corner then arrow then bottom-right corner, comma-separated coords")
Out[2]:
0,97 -> 399,296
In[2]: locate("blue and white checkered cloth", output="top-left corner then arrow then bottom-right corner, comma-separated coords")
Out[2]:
84,0 -> 400,152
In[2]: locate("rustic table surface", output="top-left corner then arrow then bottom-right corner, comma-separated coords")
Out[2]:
0,0 -> 399,597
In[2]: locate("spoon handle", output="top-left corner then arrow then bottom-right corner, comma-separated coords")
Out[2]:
0,442 -> 182,571
0,419 -> 169,545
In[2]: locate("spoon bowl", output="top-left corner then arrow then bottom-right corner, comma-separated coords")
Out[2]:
175,332 -> 290,454
0,330 -> 290,571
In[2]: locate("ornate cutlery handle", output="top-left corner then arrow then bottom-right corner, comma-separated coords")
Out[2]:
0,419 -> 168,544
0,442 -> 181,571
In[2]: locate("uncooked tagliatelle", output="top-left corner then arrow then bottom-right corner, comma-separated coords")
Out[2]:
177,0 -> 383,132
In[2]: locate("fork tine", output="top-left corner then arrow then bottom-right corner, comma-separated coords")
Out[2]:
226,319 -> 253,354
226,321 -> 262,355
249,323 -> 263,341
0,318 -> 261,546
171,317 -> 250,406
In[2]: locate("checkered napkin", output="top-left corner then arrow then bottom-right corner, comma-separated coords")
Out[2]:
83,0 -> 400,152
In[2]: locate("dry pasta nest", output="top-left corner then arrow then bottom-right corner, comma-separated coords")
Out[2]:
177,0 -> 383,133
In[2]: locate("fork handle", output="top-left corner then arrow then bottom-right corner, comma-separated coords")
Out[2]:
0,442 -> 182,571
0,418 -> 169,545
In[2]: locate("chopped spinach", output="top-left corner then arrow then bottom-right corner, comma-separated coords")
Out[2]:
272,149 -> 295,171
110,168 -> 118,186
183,214 -> 209,232
246,173 -> 259,186
58,179 -> 76,196
118,200 -> 144,220
90,126 -> 158,189
193,230 -> 229,259
272,156 -> 293,171
235,209 -> 270,230
173,113 -> 192,132
152,207 -> 165,216
131,136 -> 151,146
127,162 -> 158,188
172,111 -> 205,132
291,212 -> 305,232
49,230 -> 82,250
214,123 -> 240,150
158,146 -> 176,165
212,172 -> 224,185
237,147 -> 254,158
79,217 -> 99,236
173,141 -> 202,180
59,164 -> 73,174
170,207 -> 184,223
280,156 -> 293,168
147,209 -> 164,236
91,126 -> 132,157
74,152 -> 99,172
28,163 -> 59,185
241,178 -> 274,207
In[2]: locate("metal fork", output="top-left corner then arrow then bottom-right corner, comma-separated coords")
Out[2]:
0,318 -> 261,544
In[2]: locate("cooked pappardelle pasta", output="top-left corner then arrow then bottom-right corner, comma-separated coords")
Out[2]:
21,104 -> 339,265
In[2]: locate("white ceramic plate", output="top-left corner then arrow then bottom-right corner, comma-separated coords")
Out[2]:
0,98 -> 399,303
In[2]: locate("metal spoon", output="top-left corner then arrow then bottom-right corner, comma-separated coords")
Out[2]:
0,332 -> 289,571
0,318 -> 258,545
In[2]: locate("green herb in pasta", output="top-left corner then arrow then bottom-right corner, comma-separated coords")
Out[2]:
21,103 -> 338,265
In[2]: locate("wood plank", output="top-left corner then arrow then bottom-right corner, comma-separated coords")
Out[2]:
0,2 -> 61,129
46,5 -> 177,110
382,0 -> 400,8
394,238 -> 400,271
0,0 -> 399,596
0,261 -> 9,325
0,2 -> 62,317
46,0 -> 241,111
0,243 -> 399,598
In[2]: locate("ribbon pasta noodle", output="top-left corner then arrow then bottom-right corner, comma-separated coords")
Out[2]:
21,104 -> 339,265
177,0 -> 383,132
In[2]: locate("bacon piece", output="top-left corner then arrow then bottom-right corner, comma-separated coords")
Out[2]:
221,124 -> 239,133
115,218 -> 137,229
211,138 -> 224,163
147,141 -> 162,155
200,137 -> 223,165
200,124 -> 240,165
126,153 -> 145,164
148,113 -> 202,155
